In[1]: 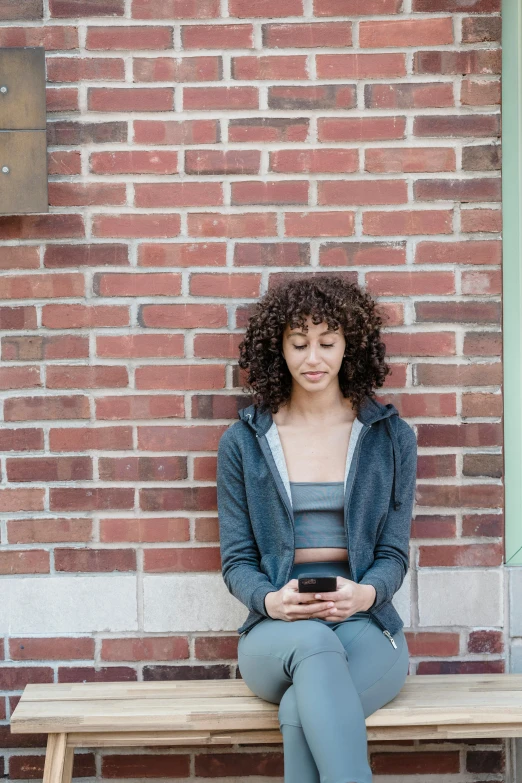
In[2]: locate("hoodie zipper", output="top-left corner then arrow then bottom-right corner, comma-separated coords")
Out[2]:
245,410 -> 398,649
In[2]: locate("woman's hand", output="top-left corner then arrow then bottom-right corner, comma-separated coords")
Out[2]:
264,578 -> 376,622
311,577 -> 376,622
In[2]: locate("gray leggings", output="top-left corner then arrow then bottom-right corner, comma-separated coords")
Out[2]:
237,561 -> 409,783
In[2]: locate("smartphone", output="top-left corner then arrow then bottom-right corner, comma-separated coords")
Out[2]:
298,574 -> 338,593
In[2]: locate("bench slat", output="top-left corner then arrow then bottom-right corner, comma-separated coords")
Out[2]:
10,674 -> 522,736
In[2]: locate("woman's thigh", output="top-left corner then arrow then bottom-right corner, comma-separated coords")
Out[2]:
237,616 -> 373,705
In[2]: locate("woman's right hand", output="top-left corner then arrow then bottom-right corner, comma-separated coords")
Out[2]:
264,579 -> 335,622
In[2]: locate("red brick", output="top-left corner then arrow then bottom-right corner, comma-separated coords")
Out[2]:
184,86 -> 258,110
195,753 -> 283,778
92,214 -> 181,238
138,243 -> 227,267
87,26 -> 172,49
271,148 -> 358,173
414,114 -> 500,137
0,667 -> 53,690
365,82 -> 454,109
137,425 -> 224,451
414,178 -> 501,202
50,488 -> 134,512
367,272 -> 455,297
190,273 -> 261,297
46,56 -> 124,82
318,116 -> 405,142
269,84 -> 355,110
415,240 -> 501,265
48,120 -> 127,145
134,55 -> 220,82
234,242 -> 310,266
315,0 -> 401,12
10,638 -> 95,660
6,457 -> 92,482
42,304 -> 129,329
0,488 -> 44,512
365,147 -> 455,173
0,0 -> 42,18
88,88 -> 174,112
134,119 -> 218,145
102,755 -> 190,779
462,144 -> 500,171
318,180 -> 407,206
45,244 -> 128,268
0,429 -> 43,452
462,16 -> 501,43
7,518 -> 93,544
371,751 -> 460,775
99,456 -> 186,482
468,630 -> 503,654
316,53 -> 406,79
48,150 -> 82,175
461,77 -> 500,106
55,548 -> 136,571
46,365 -> 128,389
413,0 -> 499,10
319,242 -> 406,267
0,214 -> 84,240
1,273 -> 83,300
134,364 -> 225,390
0,366 -> 40,390
0,307 -> 37,330
0,550 -> 49,575
419,543 -> 503,567
363,210 -> 453,236
144,547 -> 221,572
0,247 -> 39,270
231,180 -> 308,205
0,25 -> 78,48
229,117 -> 309,142
133,0 -> 219,16
58,666 -> 136,683
96,395 -> 184,420
188,213 -> 277,237
90,150 -> 178,175
461,208 -> 501,233
135,182 -> 223,208
94,272 -> 181,297
232,55 -> 307,80
139,304 -> 226,328
46,87 -> 79,112
285,211 -> 354,237
100,517 -> 189,543
101,637 -> 189,661
263,22 -> 352,48
2,335 -> 88,362
414,49 -> 500,75
185,149 -> 260,174
48,182 -> 125,207
183,23 -> 253,48
49,426 -> 132,451
360,17 -> 453,47
230,0 -> 303,15
97,335 -> 183,358
50,0 -> 124,14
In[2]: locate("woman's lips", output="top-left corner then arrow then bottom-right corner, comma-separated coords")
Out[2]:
303,372 -> 325,379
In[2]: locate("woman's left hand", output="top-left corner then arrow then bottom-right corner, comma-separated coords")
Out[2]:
310,577 -> 376,621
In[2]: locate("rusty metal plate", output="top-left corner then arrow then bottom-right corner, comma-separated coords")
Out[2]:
0,47 -> 46,130
0,130 -> 48,213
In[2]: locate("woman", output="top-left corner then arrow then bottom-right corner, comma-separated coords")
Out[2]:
217,275 -> 418,783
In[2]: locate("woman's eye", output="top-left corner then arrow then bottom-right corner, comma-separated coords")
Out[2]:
294,344 -> 335,350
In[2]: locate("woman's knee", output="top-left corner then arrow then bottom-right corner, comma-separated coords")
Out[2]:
283,620 -> 347,663
278,684 -> 301,728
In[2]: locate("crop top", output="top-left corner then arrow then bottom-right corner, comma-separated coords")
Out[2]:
289,481 -> 346,548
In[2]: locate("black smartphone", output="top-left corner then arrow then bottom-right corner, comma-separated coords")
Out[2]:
298,574 -> 338,593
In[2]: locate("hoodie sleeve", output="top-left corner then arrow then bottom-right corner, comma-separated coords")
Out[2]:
217,427 -> 278,618
359,420 -> 418,612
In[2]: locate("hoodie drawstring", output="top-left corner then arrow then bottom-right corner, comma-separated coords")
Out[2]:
385,417 -> 402,510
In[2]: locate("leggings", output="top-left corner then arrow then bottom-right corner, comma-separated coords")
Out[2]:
237,561 -> 409,783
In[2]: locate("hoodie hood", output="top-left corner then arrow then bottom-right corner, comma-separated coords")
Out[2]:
238,395 -> 403,510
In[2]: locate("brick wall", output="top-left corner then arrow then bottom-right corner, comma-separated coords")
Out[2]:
0,0 -> 503,780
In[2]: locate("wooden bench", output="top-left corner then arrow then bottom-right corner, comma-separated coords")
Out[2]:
10,674 -> 522,783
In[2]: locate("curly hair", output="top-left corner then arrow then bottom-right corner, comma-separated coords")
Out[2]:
237,274 -> 391,414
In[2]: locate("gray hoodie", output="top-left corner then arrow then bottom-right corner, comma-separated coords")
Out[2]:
217,394 -> 418,643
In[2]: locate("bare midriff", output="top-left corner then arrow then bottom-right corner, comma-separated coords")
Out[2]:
294,547 -> 348,564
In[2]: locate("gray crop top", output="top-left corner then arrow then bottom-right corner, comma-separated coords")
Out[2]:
289,481 -> 346,548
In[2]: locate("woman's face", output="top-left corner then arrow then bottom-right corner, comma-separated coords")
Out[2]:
281,315 -> 346,392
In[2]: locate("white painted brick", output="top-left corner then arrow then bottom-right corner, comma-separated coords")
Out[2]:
0,576 -> 138,634
418,570 -> 503,627
392,571 -> 411,628
510,568 -> 522,637
143,574 -> 248,633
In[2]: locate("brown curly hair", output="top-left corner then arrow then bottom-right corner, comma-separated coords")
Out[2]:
237,274 -> 391,414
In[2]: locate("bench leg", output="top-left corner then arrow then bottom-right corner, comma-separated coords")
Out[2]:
43,734 -> 73,783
